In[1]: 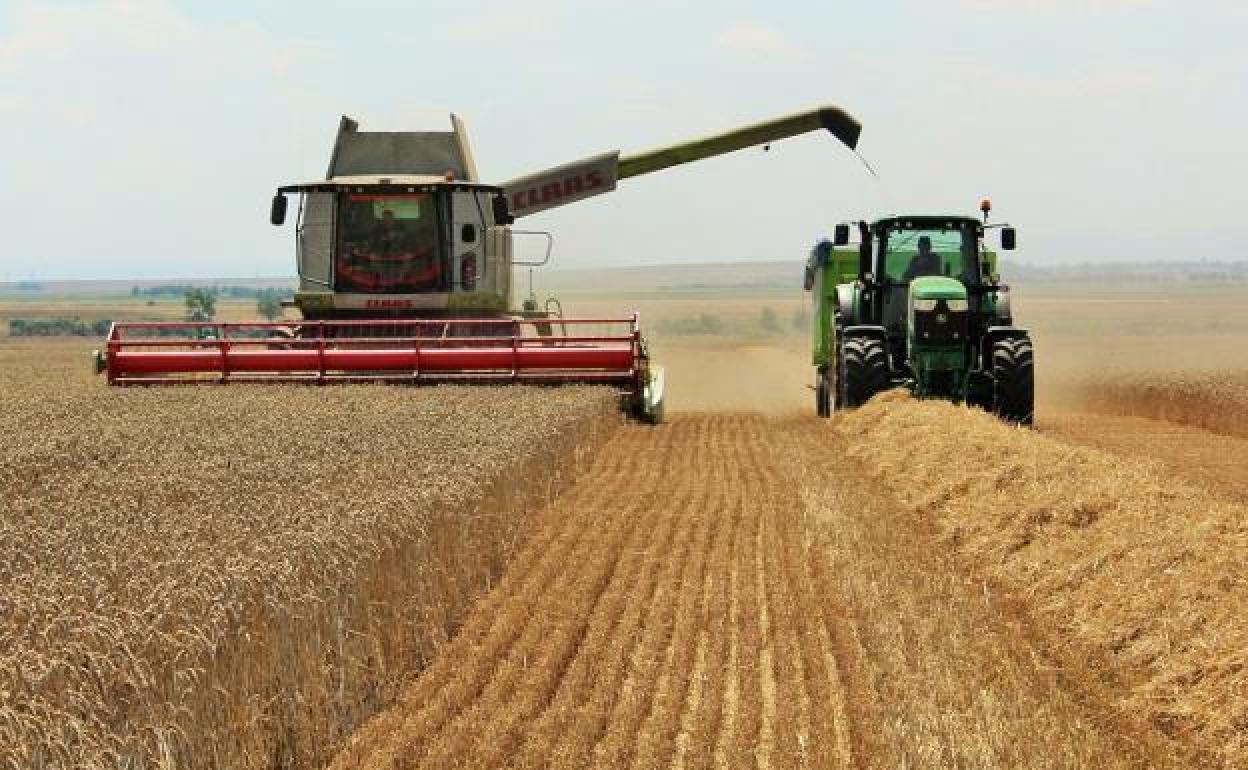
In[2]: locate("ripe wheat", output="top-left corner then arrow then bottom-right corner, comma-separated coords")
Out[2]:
0,340 -> 614,770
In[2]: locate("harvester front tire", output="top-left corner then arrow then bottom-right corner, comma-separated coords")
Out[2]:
839,337 -> 889,409
991,337 -> 1034,425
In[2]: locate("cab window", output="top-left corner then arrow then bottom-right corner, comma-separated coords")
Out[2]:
880,227 -> 979,285
334,194 -> 446,292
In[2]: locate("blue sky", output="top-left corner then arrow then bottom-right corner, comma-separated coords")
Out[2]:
0,0 -> 1244,279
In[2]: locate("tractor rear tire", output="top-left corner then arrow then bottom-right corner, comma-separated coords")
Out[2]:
991,337 -> 1034,425
815,366 -> 832,417
839,336 -> 889,409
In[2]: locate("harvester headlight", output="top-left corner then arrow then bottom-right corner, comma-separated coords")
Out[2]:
946,299 -> 968,312
913,299 -> 938,312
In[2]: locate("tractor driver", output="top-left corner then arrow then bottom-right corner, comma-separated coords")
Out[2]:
902,235 -> 943,282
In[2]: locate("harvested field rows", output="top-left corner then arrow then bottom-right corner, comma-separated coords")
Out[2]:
332,413 -> 1162,769
330,415 -> 830,769
0,341 -> 615,770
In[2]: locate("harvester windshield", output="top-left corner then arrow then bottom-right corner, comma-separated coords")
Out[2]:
336,193 -> 445,292
880,225 -> 979,285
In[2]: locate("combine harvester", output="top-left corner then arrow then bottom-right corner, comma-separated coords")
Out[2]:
97,106 -> 863,422
804,201 -> 1034,424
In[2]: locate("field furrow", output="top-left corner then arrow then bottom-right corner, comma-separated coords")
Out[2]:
508,480 -> 682,769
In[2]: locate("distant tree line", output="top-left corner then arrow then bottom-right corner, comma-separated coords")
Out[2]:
1001,260 -> 1248,282
131,284 -> 294,299
9,318 -> 112,337
655,306 -> 810,337
179,287 -> 288,321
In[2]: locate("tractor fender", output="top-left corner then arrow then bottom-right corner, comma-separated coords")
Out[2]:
838,325 -> 891,373
981,325 -> 1030,359
842,324 -> 889,345
991,291 -> 1013,325
834,283 -> 859,325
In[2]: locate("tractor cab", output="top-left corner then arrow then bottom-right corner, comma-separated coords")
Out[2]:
865,216 -> 1014,360
270,176 -> 514,319
871,217 -> 983,348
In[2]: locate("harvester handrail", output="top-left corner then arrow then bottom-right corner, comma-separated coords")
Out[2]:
108,316 -> 638,328
101,316 -> 645,387
107,335 -> 637,347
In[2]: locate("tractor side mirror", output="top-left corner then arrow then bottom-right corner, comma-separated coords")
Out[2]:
1001,226 -> 1017,251
492,195 -> 515,226
833,223 -> 850,246
270,193 -> 287,226
857,221 -> 873,280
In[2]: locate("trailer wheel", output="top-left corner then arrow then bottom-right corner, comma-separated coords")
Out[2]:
992,337 -> 1034,425
815,366 -> 832,417
839,336 -> 889,409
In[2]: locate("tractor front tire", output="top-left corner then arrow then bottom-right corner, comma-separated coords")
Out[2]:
991,337 -> 1035,425
839,336 -> 889,409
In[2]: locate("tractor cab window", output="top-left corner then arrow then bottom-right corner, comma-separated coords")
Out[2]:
880,226 -> 979,286
335,193 -> 446,292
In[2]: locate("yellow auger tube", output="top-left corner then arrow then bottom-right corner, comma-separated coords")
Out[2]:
616,105 -> 862,180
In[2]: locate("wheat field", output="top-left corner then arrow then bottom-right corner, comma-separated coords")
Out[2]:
9,334 -> 1248,768
838,392 -> 1248,767
0,340 -> 614,769
1073,372 -> 1248,439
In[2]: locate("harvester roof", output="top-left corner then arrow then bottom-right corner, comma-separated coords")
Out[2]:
277,175 -> 502,195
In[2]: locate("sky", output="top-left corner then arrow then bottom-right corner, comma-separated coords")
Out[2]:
0,0 -> 1245,280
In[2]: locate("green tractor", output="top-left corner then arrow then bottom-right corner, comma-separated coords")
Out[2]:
803,202 -> 1033,424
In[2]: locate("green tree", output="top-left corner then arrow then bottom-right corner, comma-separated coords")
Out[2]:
184,288 -> 217,321
791,305 -> 810,332
256,289 -> 284,321
760,306 -> 781,334
697,313 -> 725,334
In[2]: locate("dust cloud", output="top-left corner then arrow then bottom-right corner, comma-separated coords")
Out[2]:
653,338 -> 811,415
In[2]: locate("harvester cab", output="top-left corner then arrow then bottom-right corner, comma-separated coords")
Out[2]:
98,106 -> 865,424
804,204 -> 1034,423
269,115 -> 519,321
